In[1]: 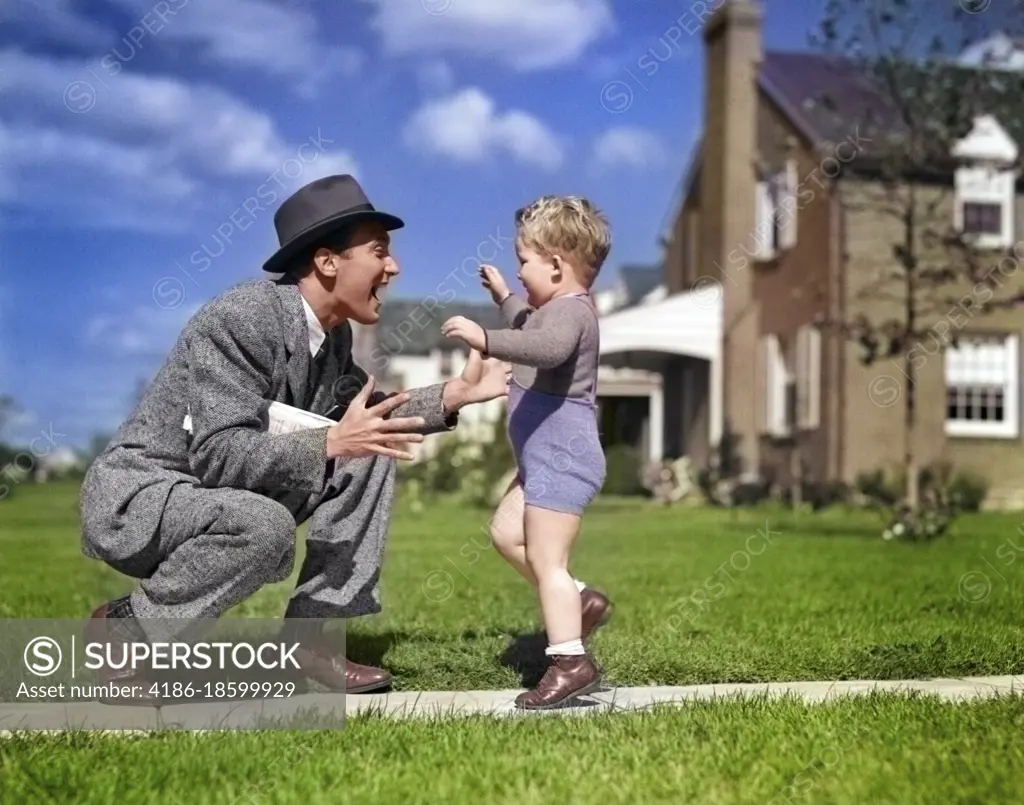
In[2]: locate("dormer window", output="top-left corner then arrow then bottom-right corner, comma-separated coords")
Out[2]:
952,115 -> 1018,250
955,166 -> 1015,249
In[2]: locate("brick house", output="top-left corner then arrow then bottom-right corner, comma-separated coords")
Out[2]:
597,0 -> 1024,506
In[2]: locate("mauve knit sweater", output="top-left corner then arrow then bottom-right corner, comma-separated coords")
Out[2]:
482,293 -> 599,400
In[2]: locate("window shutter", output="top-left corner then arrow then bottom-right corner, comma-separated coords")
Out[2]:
778,160 -> 798,250
796,326 -> 822,429
807,326 -> 821,429
756,182 -> 775,259
760,334 -> 787,435
796,327 -> 808,426
770,335 -> 786,435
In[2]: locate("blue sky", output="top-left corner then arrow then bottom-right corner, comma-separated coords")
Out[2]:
0,0 -> 819,448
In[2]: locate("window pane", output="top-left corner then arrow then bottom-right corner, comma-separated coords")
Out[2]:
946,384 -> 1007,422
946,335 -> 1013,425
963,202 -> 1002,235
946,387 -> 956,419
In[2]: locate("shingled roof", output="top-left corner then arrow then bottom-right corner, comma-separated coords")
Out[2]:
758,50 -> 1024,166
668,46 -> 1024,240
374,298 -> 506,357
619,264 -> 663,306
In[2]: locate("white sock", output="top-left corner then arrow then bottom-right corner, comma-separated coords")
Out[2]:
573,578 -> 587,592
546,638 -> 586,657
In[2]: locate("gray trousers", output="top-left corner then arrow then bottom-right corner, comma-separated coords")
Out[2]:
111,455 -> 396,641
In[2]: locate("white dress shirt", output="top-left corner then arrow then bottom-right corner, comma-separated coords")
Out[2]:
300,295 -> 327,356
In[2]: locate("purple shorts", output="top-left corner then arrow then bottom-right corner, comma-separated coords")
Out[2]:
506,378 -> 606,515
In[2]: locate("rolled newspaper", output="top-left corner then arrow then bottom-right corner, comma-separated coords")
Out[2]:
183,401 -> 334,437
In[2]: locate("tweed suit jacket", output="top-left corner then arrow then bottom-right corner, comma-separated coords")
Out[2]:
80,278 -> 457,564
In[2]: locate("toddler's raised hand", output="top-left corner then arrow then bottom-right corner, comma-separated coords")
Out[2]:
441,315 -> 487,352
479,264 -> 511,305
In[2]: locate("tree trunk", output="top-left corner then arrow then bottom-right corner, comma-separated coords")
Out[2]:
904,351 -> 919,509
790,442 -> 803,511
904,189 -> 919,510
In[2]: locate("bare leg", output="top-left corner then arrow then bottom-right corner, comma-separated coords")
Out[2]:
524,505 -> 582,645
488,476 -> 537,586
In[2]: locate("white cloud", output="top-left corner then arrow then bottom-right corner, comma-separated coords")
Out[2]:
86,304 -> 203,358
0,0 -> 112,48
404,87 -> 563,170
5,0 -> 361,94
0,49 -> 359,232
591,126 -> 668,171
416,59 -> 456,95
0,120 -> 202,231
364,0 -> 615,71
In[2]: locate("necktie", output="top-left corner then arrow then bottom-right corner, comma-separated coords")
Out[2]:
307,338 -> 329,407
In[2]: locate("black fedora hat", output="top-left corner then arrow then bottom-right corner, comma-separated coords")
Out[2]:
263,174 -> 404,273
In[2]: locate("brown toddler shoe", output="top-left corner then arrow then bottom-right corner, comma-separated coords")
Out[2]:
514,654 -> 602,710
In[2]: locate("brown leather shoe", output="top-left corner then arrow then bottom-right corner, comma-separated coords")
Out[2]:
84,603 -> 162,707
291,642 -> 392,694
580,588 -> 613,641
514,654 -> 601,710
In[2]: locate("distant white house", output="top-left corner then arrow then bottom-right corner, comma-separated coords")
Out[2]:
33,446 -> 83,482
959,32 -> 1024,71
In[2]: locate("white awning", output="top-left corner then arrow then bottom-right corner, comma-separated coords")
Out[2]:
599,289 -> 721,361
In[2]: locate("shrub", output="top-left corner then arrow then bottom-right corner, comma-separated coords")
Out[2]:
882,501 -> 955,542
857,462 -> 990,513
855,469 -> 901,508
397,417 -> 518,509
477,416 -> 515,497
399,434 -> 467,495
856,461 -> 991,541
919,462 -> 988,513
602,444 -> 647,496
695,428 -> 771,507
779,481 -> 852,511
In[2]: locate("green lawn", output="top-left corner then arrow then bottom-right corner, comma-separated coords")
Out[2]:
2,481 -> 1023,689
4,696 -> 1024,804
2,480 -> 1024,805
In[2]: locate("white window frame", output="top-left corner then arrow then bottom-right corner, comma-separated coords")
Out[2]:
755,181 -> 778,261
951,115 -> 1018,250
755,160 -> 799,261
954,165 -> 1016,250
777,159 -> 799,251
945,333 -> 1019,439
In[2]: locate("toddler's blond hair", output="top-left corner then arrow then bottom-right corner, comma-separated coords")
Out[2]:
514,195 -> 611,286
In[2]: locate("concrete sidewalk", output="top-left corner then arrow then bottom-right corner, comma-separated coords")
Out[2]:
346,674 -> 1023,718
1,675 -> 1020,733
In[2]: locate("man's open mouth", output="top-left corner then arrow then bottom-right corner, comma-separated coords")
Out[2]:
371,283 -> 387,302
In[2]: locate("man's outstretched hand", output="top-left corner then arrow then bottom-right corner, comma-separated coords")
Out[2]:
326,377 -> 425,461
461,349 -> 484,384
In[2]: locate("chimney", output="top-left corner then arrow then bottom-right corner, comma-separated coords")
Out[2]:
700,0 -> 763,475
